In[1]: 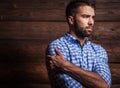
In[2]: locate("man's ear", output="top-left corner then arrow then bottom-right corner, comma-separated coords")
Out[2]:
68,16 -> 74,25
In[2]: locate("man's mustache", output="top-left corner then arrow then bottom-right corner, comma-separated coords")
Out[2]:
86,26 -> 94,29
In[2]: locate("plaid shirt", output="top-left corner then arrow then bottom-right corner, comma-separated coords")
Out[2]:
46,33 -> 111,88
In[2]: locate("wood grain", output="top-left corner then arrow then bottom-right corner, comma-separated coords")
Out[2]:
0,22 -> 119,40
0,0 -> 119,87
0,0 -> 120,21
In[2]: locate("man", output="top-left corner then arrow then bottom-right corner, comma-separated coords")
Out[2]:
46,0 -> 111,88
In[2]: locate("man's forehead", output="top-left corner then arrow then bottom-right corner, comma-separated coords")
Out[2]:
78,5 -> 95,15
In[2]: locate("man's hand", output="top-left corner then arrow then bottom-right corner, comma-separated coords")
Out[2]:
48,48 -> 67,70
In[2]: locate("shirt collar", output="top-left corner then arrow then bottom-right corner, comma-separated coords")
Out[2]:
65,33 -> 90,45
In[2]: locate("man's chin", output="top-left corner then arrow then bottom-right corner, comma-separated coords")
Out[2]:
78,33 -> 91,38
87,30 -> 93,34
85,32 -> 92,37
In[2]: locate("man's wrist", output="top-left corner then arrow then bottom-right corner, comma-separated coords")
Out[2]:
62,61 -> 73,72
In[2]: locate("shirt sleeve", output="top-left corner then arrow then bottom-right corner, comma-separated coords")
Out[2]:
93,46 -> 112,87
48,40 -> 67,58
46,41 -> 67,87
46,42 -> 58,87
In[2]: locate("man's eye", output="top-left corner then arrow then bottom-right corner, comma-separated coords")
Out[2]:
92,16 -> 96,20
82,15 -> 89,18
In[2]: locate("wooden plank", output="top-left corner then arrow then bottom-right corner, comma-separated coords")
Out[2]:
0,84 -> 51,88
111,85 -> 120,88
96,9 -> 120,21
1,84 -> 120,88
0,63 -> 119,85
92,22 -> 120,41
0,0 -> 120,3
0,9 -> 66,21
0,1 -> 119,9
0,2 -> 67,9
0,41 -> 48,63
99,41 -> 120,63
0,22 -> 119,62
0,0 -> 69,3
96,0 -> 120,3
0,9 -> 119,22
0,40 -> 119,63
110,64 -> 120,84
0,22 -> 119,41
0,22 -> 68,40
0,63 -> 49,84
0,1 -> 119,21
96,2 -> 120,9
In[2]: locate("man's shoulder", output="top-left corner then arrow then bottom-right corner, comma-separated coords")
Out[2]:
50,36 -> 65,45
90,42 -> 101,48
47,35 -> 68,56
48,35 -> 67,48
90,41 -> 106,53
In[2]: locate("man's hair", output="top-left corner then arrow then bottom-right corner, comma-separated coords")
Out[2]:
66,0 -> 96,22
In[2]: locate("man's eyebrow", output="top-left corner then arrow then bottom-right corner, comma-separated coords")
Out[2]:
81,14 -> 95,17
81,14 -> 91,17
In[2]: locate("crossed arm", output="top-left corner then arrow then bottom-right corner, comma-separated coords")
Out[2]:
47,48 -> 109,88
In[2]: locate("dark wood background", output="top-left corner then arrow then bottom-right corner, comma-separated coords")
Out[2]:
0,0 -> 120,88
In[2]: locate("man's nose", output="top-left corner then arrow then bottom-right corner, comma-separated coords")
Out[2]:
88,17 -> 94,25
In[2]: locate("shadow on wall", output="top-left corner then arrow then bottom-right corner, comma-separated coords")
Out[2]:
0,40 -> 50,87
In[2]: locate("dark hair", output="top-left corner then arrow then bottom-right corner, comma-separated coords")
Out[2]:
66,0 -> 96,22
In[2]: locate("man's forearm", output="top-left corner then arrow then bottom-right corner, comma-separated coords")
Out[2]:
62,61 -> 109,88
48,48 -> 109,88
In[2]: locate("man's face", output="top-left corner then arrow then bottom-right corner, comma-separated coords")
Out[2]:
72,5 -> 95,38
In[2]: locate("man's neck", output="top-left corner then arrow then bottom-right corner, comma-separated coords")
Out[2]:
69,31 -> 87,47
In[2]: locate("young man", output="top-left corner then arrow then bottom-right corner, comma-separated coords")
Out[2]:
46,0 -> 111,88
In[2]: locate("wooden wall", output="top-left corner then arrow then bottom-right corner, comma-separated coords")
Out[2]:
0,0 -> 120,88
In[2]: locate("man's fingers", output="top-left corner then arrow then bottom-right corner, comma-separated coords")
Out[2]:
49,60 -> 55,69
47,48 -> 62,57
47,55 -> 55,60
55,48 -> 62,56
47,55 -> 51,58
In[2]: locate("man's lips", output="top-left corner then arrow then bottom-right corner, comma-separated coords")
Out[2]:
86,26 -> 93,31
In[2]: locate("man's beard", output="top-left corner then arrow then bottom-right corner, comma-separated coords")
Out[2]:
73,20 -> 93,39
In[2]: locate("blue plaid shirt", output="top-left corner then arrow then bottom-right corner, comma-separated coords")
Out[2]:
46,33 -> 111,88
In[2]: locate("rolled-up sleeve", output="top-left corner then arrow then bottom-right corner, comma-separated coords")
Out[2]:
93,47 -> 111,87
